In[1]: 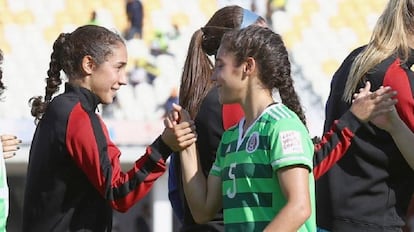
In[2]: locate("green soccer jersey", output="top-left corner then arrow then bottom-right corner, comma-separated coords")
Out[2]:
210,103 -> 316,232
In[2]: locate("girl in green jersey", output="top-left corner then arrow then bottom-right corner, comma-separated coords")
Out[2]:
171,26 -> 316,232
165,23 -> 402,231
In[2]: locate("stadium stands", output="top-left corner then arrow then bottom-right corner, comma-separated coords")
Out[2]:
273,0 -> 387,103
0,0 -> 389,143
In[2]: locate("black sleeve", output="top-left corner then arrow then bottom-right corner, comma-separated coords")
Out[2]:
314,111 -> 362,179
150,135 -> 173,161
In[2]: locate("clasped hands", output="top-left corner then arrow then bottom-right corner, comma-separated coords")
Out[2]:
161,103 -> 197,152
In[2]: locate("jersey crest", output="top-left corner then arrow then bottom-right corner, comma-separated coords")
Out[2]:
246,132 -> 260,153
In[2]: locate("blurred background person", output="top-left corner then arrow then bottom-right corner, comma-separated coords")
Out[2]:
125,0 -> 144,40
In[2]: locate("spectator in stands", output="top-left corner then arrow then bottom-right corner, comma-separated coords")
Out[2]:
167,5 -> 399,232
316,0 -> 414,231
0,49 -> 22,231
125,0 -> 144,40
167,24 -> 181,40
163,87 -> 178,118
88,10 -> 99,26
21,25 -> 196,231
150,30 -> 172,56
128,59 -> 147,90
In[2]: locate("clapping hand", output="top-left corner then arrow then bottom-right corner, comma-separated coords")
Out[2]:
350,81 -> 397,123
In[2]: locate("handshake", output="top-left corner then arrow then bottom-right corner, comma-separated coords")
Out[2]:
161,103 -> 197,152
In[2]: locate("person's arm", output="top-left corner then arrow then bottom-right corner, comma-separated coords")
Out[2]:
371,106 -> 414,169
350,81 -> 414,169
313,111 -> 360,179
169,103 -> 222,223
180,143 -> 222,223
264,166 -> 311,232
65,104 -> 196,212
313,83 -> 397,179
1,134 -> 21,159
265,116 -> 314,231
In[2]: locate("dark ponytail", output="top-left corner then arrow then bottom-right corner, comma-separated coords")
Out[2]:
179,29 -> 213,119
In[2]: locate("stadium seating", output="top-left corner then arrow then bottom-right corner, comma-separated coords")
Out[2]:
273,0 -> 387,104
0,0 -> 388,140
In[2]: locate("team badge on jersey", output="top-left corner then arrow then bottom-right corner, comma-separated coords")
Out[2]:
246,132 -> 259,153
280,130 -> 303,155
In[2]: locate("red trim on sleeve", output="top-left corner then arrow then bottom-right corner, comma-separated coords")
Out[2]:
111,146 -> 167,212
66,103 -> 167,212
313,120 -> 355,179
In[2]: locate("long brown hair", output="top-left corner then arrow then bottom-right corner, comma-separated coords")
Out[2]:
179,5 -> 265,118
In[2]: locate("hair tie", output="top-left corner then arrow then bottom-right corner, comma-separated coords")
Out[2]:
240,9 -> 260,29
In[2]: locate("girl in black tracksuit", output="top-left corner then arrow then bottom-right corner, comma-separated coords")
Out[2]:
316,45 -> 414,232
316,1 -> 414,230
22,25 -> 195,231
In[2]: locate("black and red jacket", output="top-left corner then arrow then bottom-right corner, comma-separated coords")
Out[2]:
316,46 -> 414,231
22,84 -> 172,231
